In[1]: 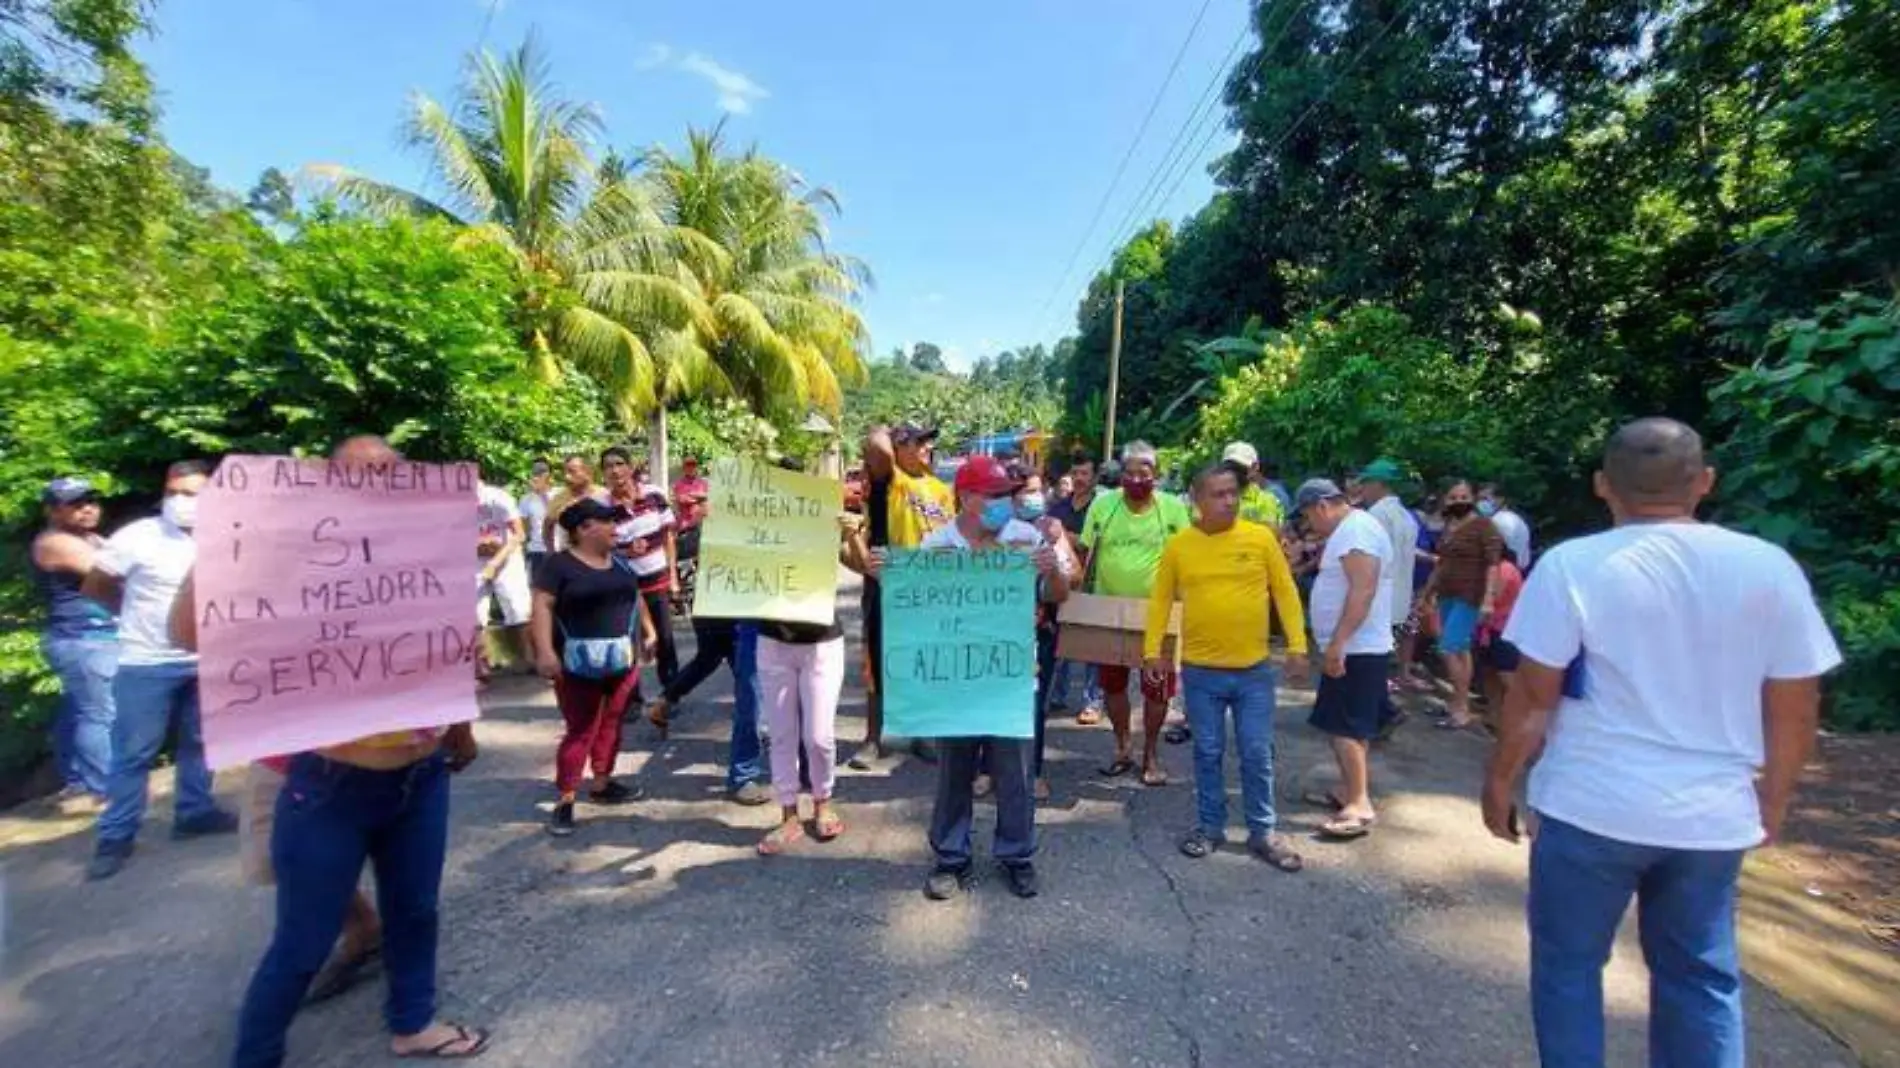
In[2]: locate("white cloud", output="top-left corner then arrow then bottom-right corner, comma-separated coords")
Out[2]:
677,52 -> 769,114
636,43 -> 768,115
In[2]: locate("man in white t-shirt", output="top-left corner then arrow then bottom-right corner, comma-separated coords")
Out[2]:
1482,418 -> 1841,1067
476,482 -> 532,673
84,460 -> 238,880
1356,459 -> 1418,632
1296,479 -> 1393,841
870,456 -> 1066,903
1479,481 -> 1533,569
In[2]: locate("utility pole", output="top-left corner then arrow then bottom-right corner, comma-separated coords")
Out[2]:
1103,278 -> 1124,462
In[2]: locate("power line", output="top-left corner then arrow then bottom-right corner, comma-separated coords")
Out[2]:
1028,0 -> 1218,330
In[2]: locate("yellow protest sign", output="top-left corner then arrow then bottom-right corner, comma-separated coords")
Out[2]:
694,457 -> 842,625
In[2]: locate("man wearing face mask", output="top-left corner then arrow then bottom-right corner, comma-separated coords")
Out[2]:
1078,441 -> 1191,786
84,460 -> 237,880
867,455 -> 1068,900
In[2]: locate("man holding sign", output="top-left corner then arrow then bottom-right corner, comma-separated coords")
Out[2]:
871,456 -> 1068,901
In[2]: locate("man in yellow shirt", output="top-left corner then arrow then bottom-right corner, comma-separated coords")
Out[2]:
852,423 -> 956,767
1144,463 -> 1308,872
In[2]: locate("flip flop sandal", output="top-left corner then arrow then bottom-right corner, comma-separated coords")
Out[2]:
1099,757 -> 1136,778
1249,836 -> 1305,872
1074,708 -> 1104,726
1300,790 -> 1346,811
1318,815 -> 1376,841
1140,767 -> 1170,787
814,810 -> 845,841
758,821 -> 806,856
396,1024 -> 490,1059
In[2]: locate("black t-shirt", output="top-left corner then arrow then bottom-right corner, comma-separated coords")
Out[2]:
1047,491 -> 1094,536
532,552 -> 643,648
757,620 -> 845,644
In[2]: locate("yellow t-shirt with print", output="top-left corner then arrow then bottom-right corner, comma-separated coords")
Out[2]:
1145,522 -> 1308,666
886,467 -> 955,548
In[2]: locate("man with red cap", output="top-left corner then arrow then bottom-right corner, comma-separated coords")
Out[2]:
868,455 -> 1068,900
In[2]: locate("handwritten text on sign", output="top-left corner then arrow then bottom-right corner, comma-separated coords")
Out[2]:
693,457 -> 841,625
196,455 -> 481,769
880,549 -> 1037,739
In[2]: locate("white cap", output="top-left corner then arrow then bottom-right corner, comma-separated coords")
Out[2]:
1221,442 -> 1258,469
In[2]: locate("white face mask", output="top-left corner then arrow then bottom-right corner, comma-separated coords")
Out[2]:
161,494 -> 198,531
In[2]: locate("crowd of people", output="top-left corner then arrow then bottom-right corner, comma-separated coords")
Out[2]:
26,414 -> 1842,1067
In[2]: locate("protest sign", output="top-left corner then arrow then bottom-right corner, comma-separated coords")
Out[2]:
693,457 -> 841,625
880,548 -> 1037,739
195,455 -> 481,769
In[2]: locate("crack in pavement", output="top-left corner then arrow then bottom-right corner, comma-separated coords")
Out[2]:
1124,788 -> 1205,1068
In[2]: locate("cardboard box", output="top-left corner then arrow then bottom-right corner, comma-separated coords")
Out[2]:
1055,592 -> 1180,669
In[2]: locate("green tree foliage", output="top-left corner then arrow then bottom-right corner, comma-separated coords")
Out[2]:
842,348 -> 1059,456
908,341 -> 946,375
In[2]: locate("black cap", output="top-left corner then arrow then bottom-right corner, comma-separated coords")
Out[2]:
891,422 -> 938,446
558,497 -> 619,532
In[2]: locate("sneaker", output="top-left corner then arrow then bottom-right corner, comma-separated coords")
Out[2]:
728,781 -> 772,807
172,808 -> 240,840
1003,863 -> 1040,899
547,801 -> 577,837
588,781 -> 641,805
86,839 -> 135,881
923,865 -> 973,901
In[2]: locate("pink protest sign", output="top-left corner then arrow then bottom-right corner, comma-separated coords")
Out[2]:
196,455 -> 482,769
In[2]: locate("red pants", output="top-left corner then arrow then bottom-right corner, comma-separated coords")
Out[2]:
554,672 -> 640,794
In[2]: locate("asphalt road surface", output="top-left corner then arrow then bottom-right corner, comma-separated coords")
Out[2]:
0,584 -> 1852,1067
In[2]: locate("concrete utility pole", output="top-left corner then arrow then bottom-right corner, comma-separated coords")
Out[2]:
1103,278 -> 1124,461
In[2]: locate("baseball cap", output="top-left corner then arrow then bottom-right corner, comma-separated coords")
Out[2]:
1358,458 -> 1404,483
1221,442 -> 1259,469
891,422 -> 939,446
953,455 -> 1021,497
1294,478 -> 1346,510
557,496 -> 619,532
42,477 -> 99,506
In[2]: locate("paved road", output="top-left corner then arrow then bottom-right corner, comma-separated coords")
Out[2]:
0,586 -> 1851,1067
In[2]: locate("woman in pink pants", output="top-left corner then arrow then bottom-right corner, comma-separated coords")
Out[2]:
755,618 -> 847,853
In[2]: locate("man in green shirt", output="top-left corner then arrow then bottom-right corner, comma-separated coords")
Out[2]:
1221,442 -> 1287,529
1080,440 -> 1192,785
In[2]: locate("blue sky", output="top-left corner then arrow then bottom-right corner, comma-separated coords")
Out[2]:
139,0 -> 1250,372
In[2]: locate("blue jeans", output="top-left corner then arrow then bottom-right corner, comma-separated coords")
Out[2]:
1529,815 -> 1746,1068
1181,662 -> 1279,839
232,751 -> 452,1068
96,660 -> 219,845
42,634 -> 118,796
728,625 -> 763,790
1050,659 -> 1100,711
930,737 -> 1036,870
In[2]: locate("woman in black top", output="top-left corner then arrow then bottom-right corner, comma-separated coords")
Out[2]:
530,498 -> 658,837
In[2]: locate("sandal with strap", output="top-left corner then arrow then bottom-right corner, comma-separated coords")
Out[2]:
758,820 -> 806,856
1318,814 -> 1376,841
395,1024 -> 490,1059
1249,834 -> 1305,873
813,808 -> 845,842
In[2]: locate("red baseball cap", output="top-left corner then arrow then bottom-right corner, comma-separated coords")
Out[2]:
953,455 -> 1021,497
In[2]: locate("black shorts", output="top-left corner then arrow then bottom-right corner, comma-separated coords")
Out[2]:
861,579 -> 883,684
1308,654 -> 1389,741
1487,638 -> 1521,673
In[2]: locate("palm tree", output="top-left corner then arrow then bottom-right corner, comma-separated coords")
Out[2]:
305,38 -> 717,423
638,125 -> 870,471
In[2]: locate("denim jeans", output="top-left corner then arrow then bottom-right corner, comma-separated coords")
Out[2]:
1049,659 -> 1101,711
727,624 -> 763,790
1529,815 -> 1746,1068
930,737 -> 1035,870
1181,662 -> 1278,839
232,751 -> 452,1068
42,634 -> 118,796
96,660 -> 219,845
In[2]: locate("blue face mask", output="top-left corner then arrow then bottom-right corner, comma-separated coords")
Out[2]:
980,498 -> 1015,532
1477,499 -> 1499,518
1016,495 -> 1046,522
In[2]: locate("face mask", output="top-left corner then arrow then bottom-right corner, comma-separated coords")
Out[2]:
1122,477 -> 1155,502
980,498 -> 1015,533
1016,496 -> 1047,522
1443,501 -> 1475,519
162,494 -> 198,530
1477,500 -> 1499,517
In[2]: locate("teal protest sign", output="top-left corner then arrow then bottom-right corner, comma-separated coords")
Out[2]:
880,548 -> 1037,739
